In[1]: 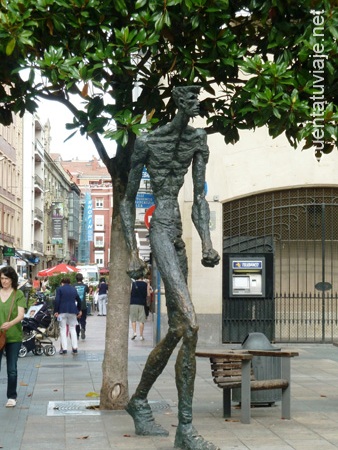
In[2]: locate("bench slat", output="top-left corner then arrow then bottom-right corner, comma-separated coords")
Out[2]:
215,378 -> 289,390
196,351 -> 253,360
212,369 -> 246,378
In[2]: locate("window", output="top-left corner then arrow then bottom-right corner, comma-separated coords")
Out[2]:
95,198 -> 104,208
95,215 -> 104,230
94,233 -> 104,247
94,251 -> 104,267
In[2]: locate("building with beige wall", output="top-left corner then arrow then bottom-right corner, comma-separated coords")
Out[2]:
41,149 -> 81,270
0,115 -> 24,268
171,125 -> 338,345
21,112 -> 45,271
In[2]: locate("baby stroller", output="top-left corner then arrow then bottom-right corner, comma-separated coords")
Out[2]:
20,303 -> 58,357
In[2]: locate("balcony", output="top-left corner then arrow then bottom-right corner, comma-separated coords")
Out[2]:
45,244 -> 55,257
0,186 -> 15,201
0,232 -> 14,244
34,174 -> 43,193
35,174 -> 43,189
34,140 -> 44,161
34,207 -> 43,222
34,240 -> 43,253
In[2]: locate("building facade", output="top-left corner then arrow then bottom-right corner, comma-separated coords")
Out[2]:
0,112 -> 82,278
59,157 -> 112,269
22,113 -> 44,264
42,149 -> 81,270
0,114 -> 24,268
90,184 -> 112,268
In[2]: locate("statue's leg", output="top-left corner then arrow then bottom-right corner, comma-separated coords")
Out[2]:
126,225 -> 185,436
173,324 -> 219,450
174,423 -> 220,450
172,240 -> 219,450
129,224 -> 219,447
126,329 -> 181,436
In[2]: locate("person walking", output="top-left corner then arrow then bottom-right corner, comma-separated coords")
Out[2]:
144,275 -> 153,319
54,278 -> 82,354
73,273 -> 89,340
32,276 -> 41,291
0,266 -> 26,407
97,277 -> 108,316
88,286 -> 97,312
130,276 -> 151,341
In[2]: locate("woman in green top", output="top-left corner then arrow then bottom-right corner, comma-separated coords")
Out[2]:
0,266 -> 26,407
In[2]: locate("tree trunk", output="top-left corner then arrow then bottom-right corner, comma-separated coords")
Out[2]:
92,128 -> 134,409
99,191 -> 131,409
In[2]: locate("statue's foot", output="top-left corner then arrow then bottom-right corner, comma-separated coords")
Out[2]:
126,397 -> 169,436
174,423 -> 219,450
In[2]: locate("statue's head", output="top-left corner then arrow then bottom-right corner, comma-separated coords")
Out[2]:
172,86 -> 201,117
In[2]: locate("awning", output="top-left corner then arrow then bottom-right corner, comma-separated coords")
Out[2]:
16,250 -> 39,265
15,251 -> 29,264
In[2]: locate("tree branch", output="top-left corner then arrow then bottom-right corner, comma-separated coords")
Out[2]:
37,91 -> 112,166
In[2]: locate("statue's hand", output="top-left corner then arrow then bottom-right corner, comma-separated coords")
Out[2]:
127,252 -> 147,279
201,248 -> 220,268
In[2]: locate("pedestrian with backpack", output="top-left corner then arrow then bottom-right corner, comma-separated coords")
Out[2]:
73,273 -> 89,340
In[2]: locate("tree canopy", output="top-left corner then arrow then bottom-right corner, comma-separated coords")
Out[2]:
0,0 -> 337,161
0,0 -> 337,409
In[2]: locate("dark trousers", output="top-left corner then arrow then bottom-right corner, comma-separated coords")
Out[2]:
0,342 -> 21,399
76,308 -> 88,336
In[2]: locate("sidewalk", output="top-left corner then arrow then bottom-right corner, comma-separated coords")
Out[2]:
1,313 -> 338,449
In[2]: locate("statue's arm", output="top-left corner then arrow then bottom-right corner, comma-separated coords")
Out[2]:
191,138 -> 220,268
120,140 -> 148,278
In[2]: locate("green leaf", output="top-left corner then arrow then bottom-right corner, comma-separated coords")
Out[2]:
191,15 -> 199,30
6,38 -> 16,56
135,0 -> 148,8
329,26 -> 338,40
272,108 -> 281,119
121,130 -> 129,147
64,130 -> 77,142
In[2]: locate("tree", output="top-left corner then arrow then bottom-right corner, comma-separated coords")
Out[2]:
0,0 -> 337,409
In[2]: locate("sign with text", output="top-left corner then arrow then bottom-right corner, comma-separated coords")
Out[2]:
135,192 -> 155,209
142,167 -> 150,180
2,246 -> 15,257
232,260 -> 263,270
52,218 -> 63,244
51,202 -> 64,244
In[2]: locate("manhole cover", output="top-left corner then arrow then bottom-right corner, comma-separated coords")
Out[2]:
48,400 -> 101,416
47,399 -> 175,416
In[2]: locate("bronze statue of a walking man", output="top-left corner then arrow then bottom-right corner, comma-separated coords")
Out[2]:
121,86 -> 220,450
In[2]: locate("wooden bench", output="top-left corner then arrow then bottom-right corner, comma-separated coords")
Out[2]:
196,349 -> 299,424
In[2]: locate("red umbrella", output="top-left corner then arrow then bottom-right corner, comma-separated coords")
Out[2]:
99,268 -> 109,275
38,263 -> 79,277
